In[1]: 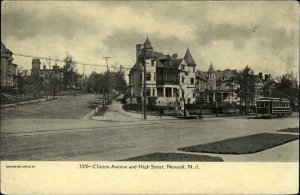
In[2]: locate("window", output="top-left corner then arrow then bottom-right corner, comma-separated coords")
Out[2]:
190,78 -> 195,85
146,73 -> 151,81
151,60 -> 155,66
146,88 -> 151,96
140,73 -> 142,81
182,76 -> 185,83
182,65 -> 186,70
193,67 -> 195,73
154,72 -> 156,81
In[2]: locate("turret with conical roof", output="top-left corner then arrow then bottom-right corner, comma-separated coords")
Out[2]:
143,36 -> 154,56
184,48 -> 196,66
208,61 -> 215,73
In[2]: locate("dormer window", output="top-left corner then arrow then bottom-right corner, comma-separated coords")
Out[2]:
182,65 -> 186,70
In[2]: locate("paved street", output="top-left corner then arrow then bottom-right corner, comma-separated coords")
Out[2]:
1,94 -> 299,161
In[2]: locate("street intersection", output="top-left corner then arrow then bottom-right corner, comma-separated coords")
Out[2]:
1,94 -> 299,161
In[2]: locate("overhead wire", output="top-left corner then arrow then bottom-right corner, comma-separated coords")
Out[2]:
12,53 -> 133,71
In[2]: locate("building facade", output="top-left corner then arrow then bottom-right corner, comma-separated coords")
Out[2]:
129,37 -> 196,106
196,63 -> 273,105
31,58 -> 64,95
1,42 -> 18,87
196,63 -> 239,103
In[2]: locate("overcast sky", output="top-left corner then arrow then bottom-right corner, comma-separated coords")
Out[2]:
1,1 -> 299,79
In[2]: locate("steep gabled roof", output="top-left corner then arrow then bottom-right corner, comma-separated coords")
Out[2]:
157,58 -> 186,70
196,70 -> 208,81
156,60 -> 165,68
184,48 -> 196,66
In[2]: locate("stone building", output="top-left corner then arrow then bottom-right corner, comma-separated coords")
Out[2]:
129,37 -> 196,106
1,42 -> 18,87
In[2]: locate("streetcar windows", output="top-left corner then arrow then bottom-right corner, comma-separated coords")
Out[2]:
257,101 -> 290,108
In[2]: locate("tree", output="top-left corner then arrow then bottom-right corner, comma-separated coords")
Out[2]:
261,76 -> 275,97
234,65 -> 256,115
16,67 -> 26,95
63,54 -> 77,90
84,65 -> 128,100
273,72 -> 299,110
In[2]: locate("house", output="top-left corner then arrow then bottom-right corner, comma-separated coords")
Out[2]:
129,37 -> 196,106
196,62 -> 274,106
1,42 -> 18,87
195,62 -> 239,103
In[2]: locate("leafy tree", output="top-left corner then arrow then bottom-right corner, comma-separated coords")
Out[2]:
273,72 -> 299,110
63,54 -> 77,90
234,65 -> 256,115
261,76 -> 275,97
84,65 -> 128,100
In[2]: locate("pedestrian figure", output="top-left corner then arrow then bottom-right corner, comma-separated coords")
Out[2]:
159,107 -> 163,119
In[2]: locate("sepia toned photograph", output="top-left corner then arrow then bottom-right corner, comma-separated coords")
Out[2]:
0,1 -> 299,193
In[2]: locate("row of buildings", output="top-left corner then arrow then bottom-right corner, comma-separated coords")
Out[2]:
1,42 -> 83,95
128,37 -> 273,106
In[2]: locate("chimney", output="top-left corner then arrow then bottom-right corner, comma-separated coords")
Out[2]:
264,73 -> 269,80
172,54 -> 178,59
136,44 -> 143,61
259,72 -> 263,79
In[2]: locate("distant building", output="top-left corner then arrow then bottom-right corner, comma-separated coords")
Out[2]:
196,63 -> 274,105
30,58 -> 64,96
1,42 -> 18,87
129,37 -> 196,106
31,59 -> 64,83
196,63 -> 239,103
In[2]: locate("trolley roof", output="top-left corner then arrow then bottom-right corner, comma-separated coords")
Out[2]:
257,97 -> 290,102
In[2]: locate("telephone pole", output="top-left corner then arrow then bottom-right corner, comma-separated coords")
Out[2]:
143,54 -> 147,120
103,56 -> 111,72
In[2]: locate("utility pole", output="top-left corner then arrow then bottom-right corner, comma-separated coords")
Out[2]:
103,56 -> 111,102
103,56 -> 111,72
143,54 -> 147,120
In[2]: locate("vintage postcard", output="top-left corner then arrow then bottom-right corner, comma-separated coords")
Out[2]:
1,0 -> 299,194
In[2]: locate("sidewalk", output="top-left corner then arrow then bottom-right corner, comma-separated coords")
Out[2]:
1,96 -> 60,109
91,96 -> 177,122
1,91 -> 86,109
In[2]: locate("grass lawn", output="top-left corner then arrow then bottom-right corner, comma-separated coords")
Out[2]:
121,152 -> 223,161
1,94 -> 103,119
277,128 -> 299,133
178,133 -> 299,154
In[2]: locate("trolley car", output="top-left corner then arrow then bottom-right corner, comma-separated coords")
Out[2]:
256,97 -> 291,118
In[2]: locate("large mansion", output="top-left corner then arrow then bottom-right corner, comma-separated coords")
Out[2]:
129,37 -> 196,106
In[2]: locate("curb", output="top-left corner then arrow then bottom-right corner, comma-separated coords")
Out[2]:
1,92 -> 85,109
1,97 -> 60,109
